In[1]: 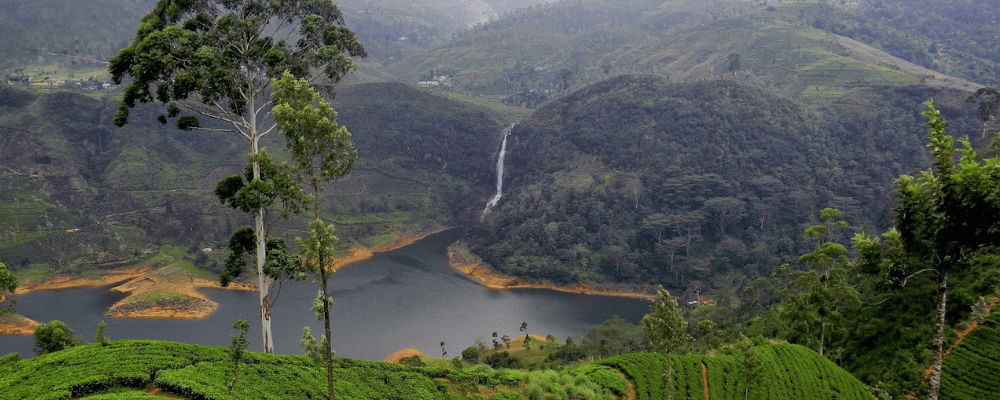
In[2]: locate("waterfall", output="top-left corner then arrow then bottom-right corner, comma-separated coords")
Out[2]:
481,124 -> 514,220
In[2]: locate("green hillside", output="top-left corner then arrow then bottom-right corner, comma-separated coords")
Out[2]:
0,86 -> 245,275
0,339 -> 871,399
0,0 -> 156,78
845,0 -> 1000,88
0,81 -> 506,276
465,74 -> 981,286
0,0 -> 485,80
391,0 -> 984,107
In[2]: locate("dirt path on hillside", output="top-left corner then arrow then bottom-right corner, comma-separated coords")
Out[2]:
835,34 -> 982,92
702,362 -> 709,400
908,296 -> 998,399
616,370 -> 636,400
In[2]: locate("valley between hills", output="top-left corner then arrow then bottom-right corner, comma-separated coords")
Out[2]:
3,0 -> 1000,399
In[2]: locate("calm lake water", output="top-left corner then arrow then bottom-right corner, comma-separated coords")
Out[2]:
0,229 -> 651,361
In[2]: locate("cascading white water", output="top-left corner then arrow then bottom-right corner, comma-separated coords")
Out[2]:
481,124 -> 514,220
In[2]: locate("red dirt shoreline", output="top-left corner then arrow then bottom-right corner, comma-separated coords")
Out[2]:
0,227 -> 452,335
447,242 -> 656,301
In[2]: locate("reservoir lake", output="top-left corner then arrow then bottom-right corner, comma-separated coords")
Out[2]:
0,229 -> 651,361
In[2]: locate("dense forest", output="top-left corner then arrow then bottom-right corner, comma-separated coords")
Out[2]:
466,75 -> 981,287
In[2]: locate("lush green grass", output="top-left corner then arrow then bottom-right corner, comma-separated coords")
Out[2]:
138,292 -> 188,302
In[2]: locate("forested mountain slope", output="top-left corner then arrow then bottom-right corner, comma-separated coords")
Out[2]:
465,74 -> 982,286
0,0 -> 499,78
0,0 -> 156,73
0,82 -> 505,275
0,85 -> 244,273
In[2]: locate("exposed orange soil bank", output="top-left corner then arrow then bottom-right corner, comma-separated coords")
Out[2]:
0,262 -> 255,334
447,243 -> 656,301
385,348 -> 427,364
14,263 -> 160,295
0,314 -> 39,335
0,226 -> 450,334
385,336 -> 550,365
104,268 -> 255,320
331,226 -> 451,272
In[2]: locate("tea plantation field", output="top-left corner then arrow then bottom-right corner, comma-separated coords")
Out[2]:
0,340 -> 872,399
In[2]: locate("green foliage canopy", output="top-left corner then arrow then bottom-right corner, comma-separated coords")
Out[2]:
109,0 -> 366,129
33,320 -> 84,356
273,70 -> 357,400
643,285 -> 691,355
273,70 -> 357,193
0,261 -> 16,316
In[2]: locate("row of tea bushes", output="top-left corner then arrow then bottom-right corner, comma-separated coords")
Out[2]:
940,312 -> 1000,400
0,339 -> 615,400
595,344 -> 873,400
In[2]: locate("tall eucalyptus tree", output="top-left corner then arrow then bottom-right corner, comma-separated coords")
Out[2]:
109,0 -> 365,353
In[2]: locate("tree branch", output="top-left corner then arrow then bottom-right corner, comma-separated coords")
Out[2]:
902,268 -> 939,287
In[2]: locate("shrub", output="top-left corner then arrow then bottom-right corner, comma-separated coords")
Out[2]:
34,320 -> 83,355
399,356 -> 425,367
484,351 -> 524,369
0,352 -> 20,366
96,321 -> 111,346
462,346 -> 481,363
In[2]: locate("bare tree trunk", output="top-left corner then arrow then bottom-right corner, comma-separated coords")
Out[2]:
819,315 -> 825,357
323,268 -> 334,400
256,205 -> 273,353
251,128 -> 274,354
928,273 -> 948,400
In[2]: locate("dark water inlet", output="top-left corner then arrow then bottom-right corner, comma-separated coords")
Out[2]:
0,229 -> 650,361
